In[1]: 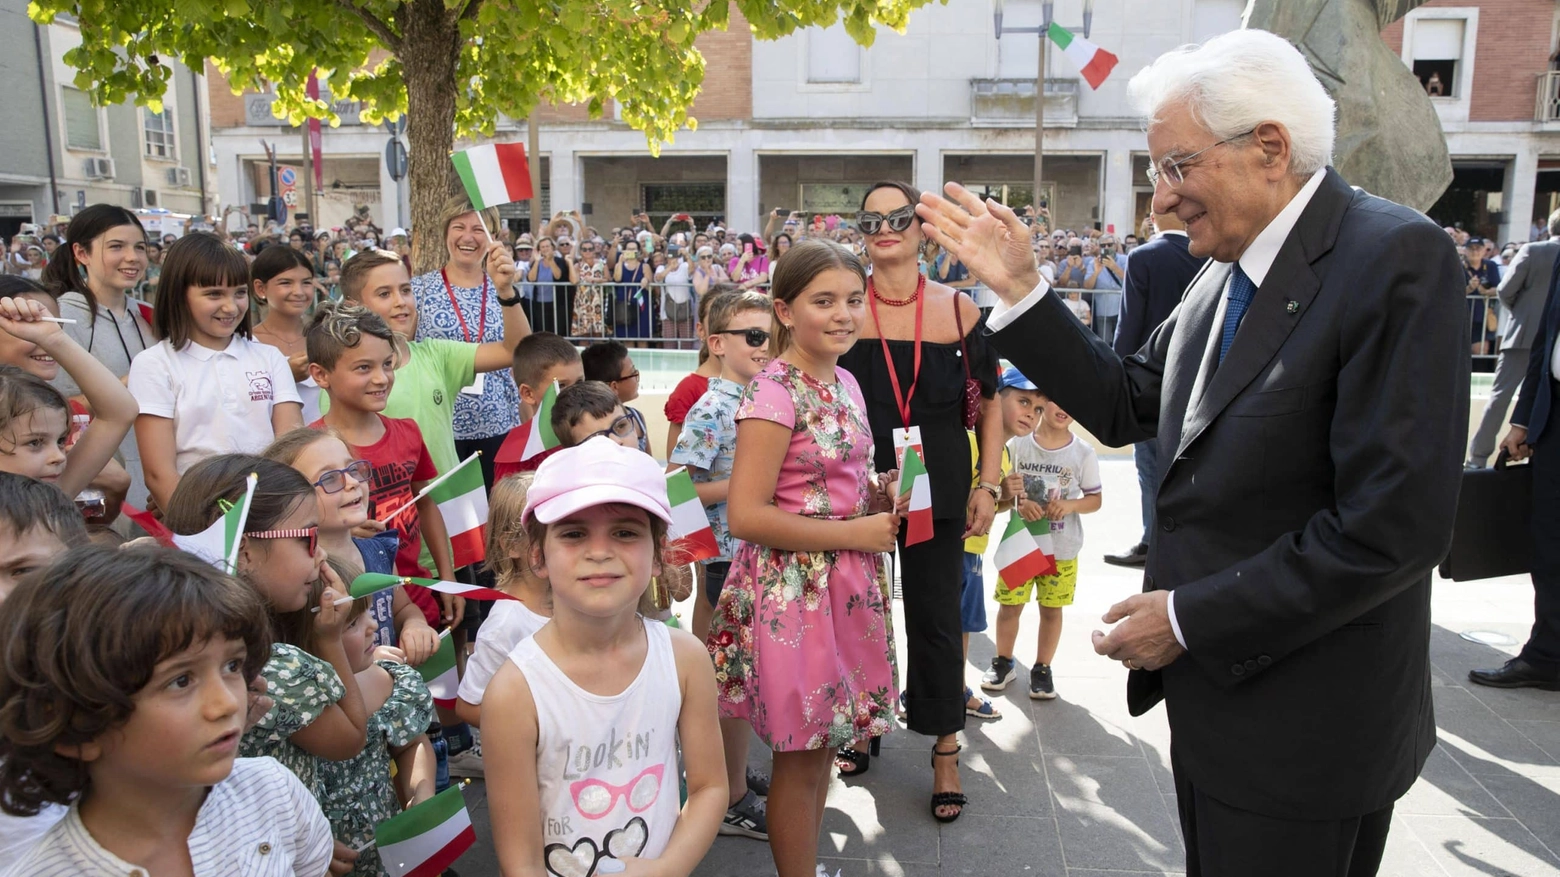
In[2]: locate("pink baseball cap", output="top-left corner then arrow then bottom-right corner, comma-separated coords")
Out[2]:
523,436 -> 673,525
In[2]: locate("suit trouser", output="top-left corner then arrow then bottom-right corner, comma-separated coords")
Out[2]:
1521,413 -> 1560,670
1173,748 -> 1393,877
1468,346 -> 1530,464
898,521 -> 967,737
1133,439 -> 1159,545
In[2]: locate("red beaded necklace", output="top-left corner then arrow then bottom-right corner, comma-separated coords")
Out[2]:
868,273 -> 925,306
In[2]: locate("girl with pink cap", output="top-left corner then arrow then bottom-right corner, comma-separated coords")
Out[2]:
482,436 -> 725,876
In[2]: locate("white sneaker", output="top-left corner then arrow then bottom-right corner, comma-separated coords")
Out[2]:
815,866 -> 841,877
446,747 -> 485,779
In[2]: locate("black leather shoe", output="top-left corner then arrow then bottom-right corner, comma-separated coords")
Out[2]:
1104,543 -> 1148,567
1469,658 -> 1560,690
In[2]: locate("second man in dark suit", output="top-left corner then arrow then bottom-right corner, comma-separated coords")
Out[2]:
1104,212 -> 1204,567
1469,243 -> 1560,690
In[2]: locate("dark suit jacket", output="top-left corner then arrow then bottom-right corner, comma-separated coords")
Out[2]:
1112,232 -> 1204,358
1510,248 -> 1560,442
988,169 -> 1467,821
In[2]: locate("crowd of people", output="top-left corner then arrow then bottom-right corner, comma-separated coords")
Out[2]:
0,25 -> 1551,877
0,167 -> 1112,877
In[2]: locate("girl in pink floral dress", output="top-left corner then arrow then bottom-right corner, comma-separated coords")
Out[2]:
708,239 -> 902,877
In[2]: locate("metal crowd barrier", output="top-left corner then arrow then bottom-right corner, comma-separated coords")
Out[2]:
496,280 -> 1503,371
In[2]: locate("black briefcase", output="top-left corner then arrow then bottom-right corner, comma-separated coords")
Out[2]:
1439,451 -> 1533,581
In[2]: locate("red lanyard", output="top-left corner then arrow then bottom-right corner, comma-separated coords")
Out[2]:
866,274 -> 927,430
440,269 -> 489,344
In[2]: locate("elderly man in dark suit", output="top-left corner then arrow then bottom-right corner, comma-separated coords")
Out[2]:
1469,245 -> 1560,690
1466,213 -> 1560,467
917,29 -> 1466,877
1104,211 -> 1205,567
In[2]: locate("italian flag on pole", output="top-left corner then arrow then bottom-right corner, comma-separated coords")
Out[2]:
899,445 -> 933,546
1047,22 -> 1118,90
429,452 -> 487,568
173,472 -> 257,572
451,142 -> 533,210
517,381 -> 562,462
994,514 -> 1060,590
376,785 -> 475,877
666,468 -> 719,563
350,573 -> 516,603
419,631 -> 459,710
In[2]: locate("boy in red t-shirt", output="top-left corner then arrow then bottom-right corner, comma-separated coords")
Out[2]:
306,301 -> 454,626
493,332 -> 584,481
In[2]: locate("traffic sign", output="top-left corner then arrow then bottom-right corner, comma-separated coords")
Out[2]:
385,138 -> 408,182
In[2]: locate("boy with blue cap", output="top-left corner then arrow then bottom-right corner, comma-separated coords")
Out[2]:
960,367 -> 1046,718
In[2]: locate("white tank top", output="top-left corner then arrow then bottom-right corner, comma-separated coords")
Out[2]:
510,618 -> 682,877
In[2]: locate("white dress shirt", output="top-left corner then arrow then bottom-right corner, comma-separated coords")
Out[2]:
988,168 -> 1330,651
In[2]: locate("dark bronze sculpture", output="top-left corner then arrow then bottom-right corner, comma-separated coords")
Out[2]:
1248,0 -> 1451,210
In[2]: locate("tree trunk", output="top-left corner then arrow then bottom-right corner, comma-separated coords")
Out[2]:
401,0 -> 462,275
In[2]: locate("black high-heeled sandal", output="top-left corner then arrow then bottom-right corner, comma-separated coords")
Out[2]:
930,743 -> 968,823
835,736 -> 881,777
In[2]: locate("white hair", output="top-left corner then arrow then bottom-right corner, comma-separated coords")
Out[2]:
1127,29 -> 1336,177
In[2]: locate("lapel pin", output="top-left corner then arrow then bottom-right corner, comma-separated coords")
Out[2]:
1285,300 -> 1299,315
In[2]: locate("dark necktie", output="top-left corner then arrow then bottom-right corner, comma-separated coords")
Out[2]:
1219,264 -> 1256,364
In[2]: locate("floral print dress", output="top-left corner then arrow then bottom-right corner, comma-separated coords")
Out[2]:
707,359 -> 898,751
319,660 -> 435,877
572,257 -> 608,338
238,643 -> 346,798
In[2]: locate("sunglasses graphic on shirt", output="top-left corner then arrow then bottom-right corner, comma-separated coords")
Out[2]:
570,763 -> 664,819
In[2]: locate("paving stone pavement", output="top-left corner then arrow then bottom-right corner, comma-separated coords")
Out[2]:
448,460 -> 1560,876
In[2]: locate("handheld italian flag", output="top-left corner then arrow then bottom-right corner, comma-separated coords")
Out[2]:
1048,22 -> 1118,90
375,784 -> 475,877
994,514 -> 1060,590
452,142 -> 533,210
428,452 -> 487,568
516,381 -> 562,462
666,468 -> 720,563
899,445 -> 933,547
350,573 -> 516,603
419,630 -> 459,710
171,473 -> 257,572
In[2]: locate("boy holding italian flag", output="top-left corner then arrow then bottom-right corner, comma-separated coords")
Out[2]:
961,367 -> 1045,720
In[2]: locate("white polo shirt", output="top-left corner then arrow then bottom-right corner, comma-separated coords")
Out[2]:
4,757 -> 333,877
127,335 -> 302,474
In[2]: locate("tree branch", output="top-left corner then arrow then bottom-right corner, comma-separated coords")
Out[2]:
335,0 -> 405,54
456,0 -> 484,25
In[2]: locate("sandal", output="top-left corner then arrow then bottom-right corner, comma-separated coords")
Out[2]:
835,736 -> 880,778
964,686 -> 1002,720
930,743 -> 968,823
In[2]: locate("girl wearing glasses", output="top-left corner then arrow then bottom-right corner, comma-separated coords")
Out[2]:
836,181 -> 1004,823
264,428 -> 442,666
165,454 -> 371,854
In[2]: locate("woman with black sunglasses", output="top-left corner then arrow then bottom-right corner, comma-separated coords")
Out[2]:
836,181 -> 1004,824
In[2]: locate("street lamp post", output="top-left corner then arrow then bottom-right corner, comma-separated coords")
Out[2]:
994,0 -> 1093,226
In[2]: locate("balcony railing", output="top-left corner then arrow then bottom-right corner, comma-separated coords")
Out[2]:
969,78 -> 1078,127
1536,71 -> 1560,122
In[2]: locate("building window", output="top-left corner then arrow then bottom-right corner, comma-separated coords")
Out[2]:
61,87 -> 102,151
144,107 -> 176,159
642,182 -> 725,229
808,24 -> 861,83
1410,18 -> 1465,97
